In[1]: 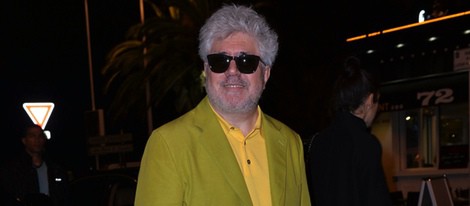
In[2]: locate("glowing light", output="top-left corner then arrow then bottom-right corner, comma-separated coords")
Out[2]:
419,10 -> 426,22
428,36 -> 438,41
44,130 -> 51,140
347,10 -> 470,42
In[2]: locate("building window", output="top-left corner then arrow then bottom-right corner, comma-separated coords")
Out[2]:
402,103 -> 469,170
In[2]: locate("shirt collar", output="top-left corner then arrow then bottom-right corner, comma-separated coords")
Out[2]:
209,103 -> 262,134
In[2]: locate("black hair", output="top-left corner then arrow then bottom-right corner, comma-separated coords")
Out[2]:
333,56 -> 380,112
21,123 -> 44,139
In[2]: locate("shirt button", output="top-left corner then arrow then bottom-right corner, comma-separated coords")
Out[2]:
247,159 -> 251,164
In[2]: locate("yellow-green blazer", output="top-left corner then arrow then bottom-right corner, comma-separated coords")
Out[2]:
135,97 -> 310,206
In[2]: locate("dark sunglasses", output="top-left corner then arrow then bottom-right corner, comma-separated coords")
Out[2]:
207,53 -> 266,74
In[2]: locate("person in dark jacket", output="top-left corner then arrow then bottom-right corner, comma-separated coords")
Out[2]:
308,57 -> 392,206
0,124 -> 71,206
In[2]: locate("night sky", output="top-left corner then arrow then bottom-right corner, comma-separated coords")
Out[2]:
1,0 -> 431,175
2,0 -> 141,174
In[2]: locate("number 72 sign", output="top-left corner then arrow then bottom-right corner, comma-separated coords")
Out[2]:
379,72 -> 468,112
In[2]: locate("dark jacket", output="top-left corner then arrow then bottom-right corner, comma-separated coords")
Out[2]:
0,150 -> 71,206
308,111 -> 392,206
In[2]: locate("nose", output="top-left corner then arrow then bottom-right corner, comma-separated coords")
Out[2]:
226,59 -> 240,74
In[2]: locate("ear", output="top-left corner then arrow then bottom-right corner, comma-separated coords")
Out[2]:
365,93 -> 374,108
353,93 -> 374,118
263,66 -> 271,87
202,63 -> 210,79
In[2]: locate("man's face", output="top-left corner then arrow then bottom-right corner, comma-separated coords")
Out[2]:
204,32 -> 270,114
22,126 -> 46,154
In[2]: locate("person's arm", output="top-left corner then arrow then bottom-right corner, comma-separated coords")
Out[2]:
298,135 -> 312,206
135,131 -> 184,206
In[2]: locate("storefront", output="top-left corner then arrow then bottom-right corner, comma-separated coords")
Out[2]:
371,70 -> 470,199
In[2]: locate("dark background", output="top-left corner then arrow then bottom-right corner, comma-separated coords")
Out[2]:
1,0 -> 449,175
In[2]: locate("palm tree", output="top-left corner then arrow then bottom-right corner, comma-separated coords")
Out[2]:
100,0 -> 277,134
101,0 -> 212,132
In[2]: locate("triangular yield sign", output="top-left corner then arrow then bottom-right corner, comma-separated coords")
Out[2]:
22,102 -> 55,129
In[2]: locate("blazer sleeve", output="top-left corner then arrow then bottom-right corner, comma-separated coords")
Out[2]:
134,130 -> 184,206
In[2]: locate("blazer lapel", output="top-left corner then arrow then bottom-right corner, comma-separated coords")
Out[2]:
193,98 -> 253,205
263,115 -> 287,206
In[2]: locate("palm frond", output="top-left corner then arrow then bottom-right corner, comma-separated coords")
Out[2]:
100,0 -> 213,130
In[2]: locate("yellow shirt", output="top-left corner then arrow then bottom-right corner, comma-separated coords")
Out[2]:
212,106 -> 272,206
